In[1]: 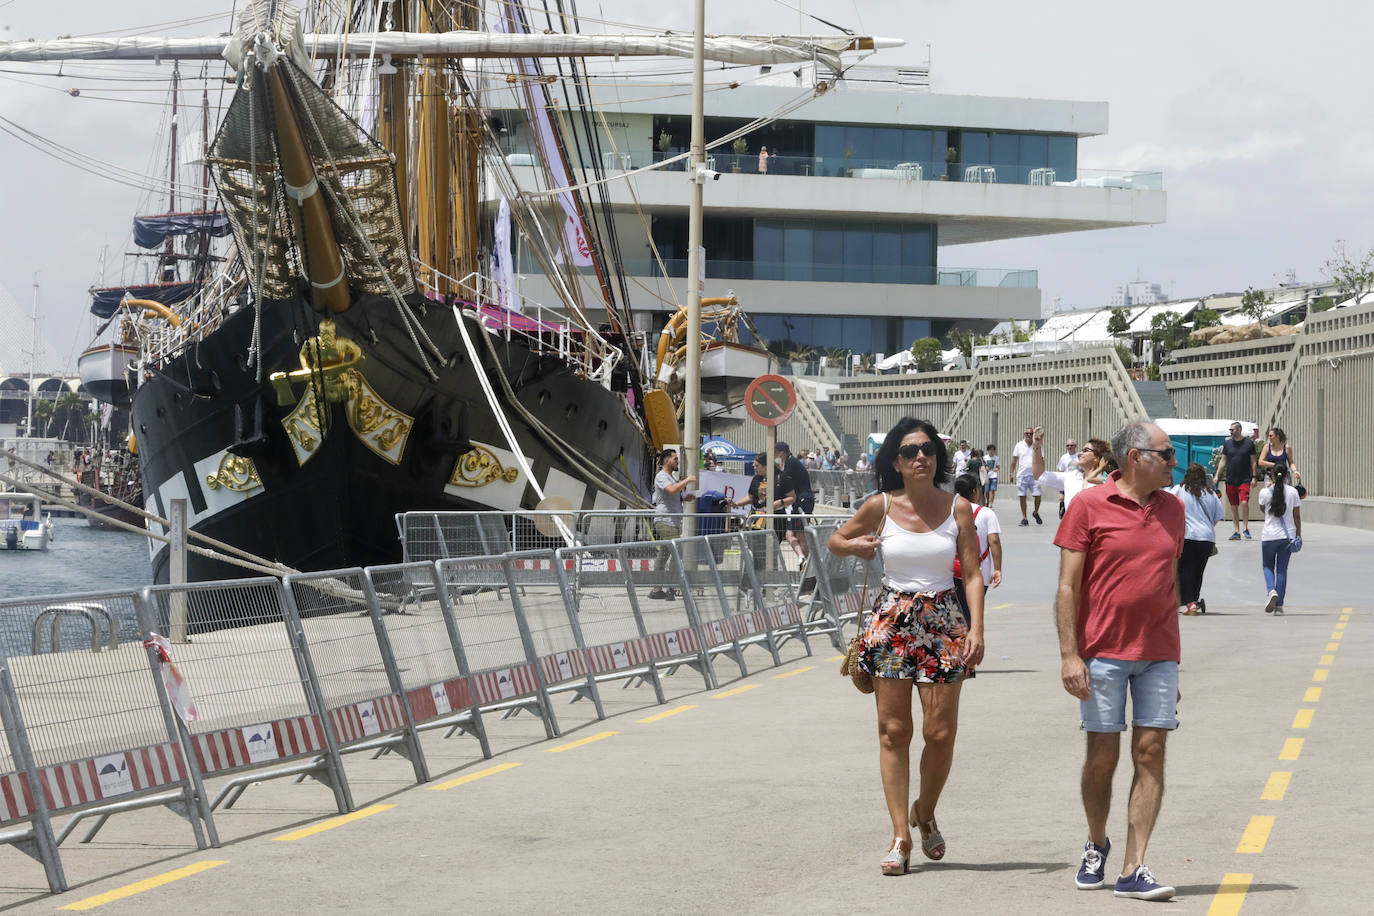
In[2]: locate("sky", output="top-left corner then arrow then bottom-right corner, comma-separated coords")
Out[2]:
2,0 -> 1373,373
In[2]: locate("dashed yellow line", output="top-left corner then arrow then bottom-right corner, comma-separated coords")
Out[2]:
428,762 -> 522,790
637,705 -> 697,723
1205,873 -> 1253,916
1335,620 -> 1347,630
1325,642 -> 1339,652
1237,815 -> 1275,853
274,804 -> 395,842
1279,737 -> 1304,760
1320,654 -> 1335,666
827,654 -> 845,662
1330,631 -> 1343,640
1261,771 -> 1292,801
1304,687 -> 1323,702
1313,668 -> 1330,682
59,861 -> 229,910
987,602 -> 1013,610
713,684 -> 761,699
1292,709 -> 1314,729
546,731 -> 619,753
775,665 -> 816,679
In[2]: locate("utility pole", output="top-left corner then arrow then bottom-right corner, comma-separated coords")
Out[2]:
683,0 -> 706,538
26,273 -> 39,437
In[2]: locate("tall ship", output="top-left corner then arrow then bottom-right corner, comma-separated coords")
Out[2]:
4,1 -> 865,581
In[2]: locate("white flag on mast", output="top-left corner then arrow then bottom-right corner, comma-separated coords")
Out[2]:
491,197 -> 522,313
500,3 -> 593,267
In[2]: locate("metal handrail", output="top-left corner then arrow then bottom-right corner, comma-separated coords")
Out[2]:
31,603 -> 119,654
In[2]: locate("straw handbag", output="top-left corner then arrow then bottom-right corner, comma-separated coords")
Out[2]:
839,493 -> 890,694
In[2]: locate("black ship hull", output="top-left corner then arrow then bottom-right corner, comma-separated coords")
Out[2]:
131,294 -> 653,583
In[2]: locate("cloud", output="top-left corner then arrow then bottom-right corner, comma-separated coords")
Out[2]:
1110,130 -> 1305,173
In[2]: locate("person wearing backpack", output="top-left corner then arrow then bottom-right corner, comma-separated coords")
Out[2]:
952,474 -> 1002,625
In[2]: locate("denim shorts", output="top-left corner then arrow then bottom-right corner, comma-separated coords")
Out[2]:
1080,658 -> 1178,732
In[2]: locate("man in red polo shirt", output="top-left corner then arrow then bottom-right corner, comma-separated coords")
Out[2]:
1054,420 -> 1183,902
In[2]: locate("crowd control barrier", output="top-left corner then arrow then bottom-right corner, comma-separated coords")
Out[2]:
0,589 -> 217,893
434,555 -> 559,738
1,507 -> 844,896
283,570 -> 429,785
555,541 -> 716,699
141,579 -> 354,816
363,561 -> 494,758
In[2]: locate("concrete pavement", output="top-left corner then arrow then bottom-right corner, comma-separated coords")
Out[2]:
3,502 -> 1370,914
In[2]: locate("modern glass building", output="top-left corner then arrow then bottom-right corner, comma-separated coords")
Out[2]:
485,63 -> 1165,360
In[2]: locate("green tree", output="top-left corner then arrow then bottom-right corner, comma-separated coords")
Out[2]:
1106,307 -> 1131,336
910,337 -> 944,372
1113,344 -> 1135,368
1192,307 -> 1221,329
1011,321 -> 1032,343
1239,286 -> 1272,323
56,390 -> 83,441
32,399 -> 55,437
948,328 -> 977,360
1309,296 -> 1336,313
1150,312 -> 1188,351
1322,240 -> 1374,306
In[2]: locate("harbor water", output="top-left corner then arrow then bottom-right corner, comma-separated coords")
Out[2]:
0,517 -> 153,655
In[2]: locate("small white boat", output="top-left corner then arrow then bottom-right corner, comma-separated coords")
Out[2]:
0,492 -> 55,551
77,343 -> 139,406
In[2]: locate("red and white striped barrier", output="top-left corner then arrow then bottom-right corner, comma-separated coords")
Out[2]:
404,678 -> 475,723
328,695 -> 408,746
190,715 -> 327,775
510,557 -> 655,573
469,664 -> 541,705
1,742 -> 187,823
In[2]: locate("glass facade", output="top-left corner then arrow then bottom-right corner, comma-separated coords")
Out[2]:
650,216 -> 937,285
746,315 -> 957,357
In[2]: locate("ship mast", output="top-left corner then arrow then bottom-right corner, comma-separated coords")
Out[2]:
164,63 -> 178,282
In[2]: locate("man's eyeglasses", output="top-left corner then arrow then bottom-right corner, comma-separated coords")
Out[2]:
1136,447 -> 1176,461
898,442 -> 939,460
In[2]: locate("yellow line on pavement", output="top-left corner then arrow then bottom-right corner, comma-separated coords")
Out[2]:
1237,815 -> 1275,853
1279,737 -> 1304,760
713,684 -> 761,699
1320,654 -> 1335,666
1304,687 -> 1323,703
1330,631 -> 1343,640
1205,873 -> 1253,916
546,731 -> 619,753
428,762 -> 522,790
1292,708 -> 1314,729
60,861 -> 229,910
827,654 -> 845,661
1261,771 -> 1292,801
638,705 -> 697,723
1313,668 -> 1330,682
1326,642 -> 1339,652
775,665 -> 816,679
273,804 -> 395,842
1335,620 -> 1347,629
987,602 -> 1012,610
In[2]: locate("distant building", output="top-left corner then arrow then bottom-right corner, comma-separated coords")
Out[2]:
1110,281 -> 1166,307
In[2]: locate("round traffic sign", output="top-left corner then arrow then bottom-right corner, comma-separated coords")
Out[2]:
744,374 -> 797,427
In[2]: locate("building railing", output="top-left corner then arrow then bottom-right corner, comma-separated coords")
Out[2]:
618,258 -> 1037,288
509,149 -> 1163,190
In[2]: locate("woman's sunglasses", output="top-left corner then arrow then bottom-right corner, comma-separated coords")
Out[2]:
897,442 -> 939,460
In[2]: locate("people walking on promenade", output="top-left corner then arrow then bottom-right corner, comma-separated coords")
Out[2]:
775,442 -> 816,592
983,444 -> 1000,506
1010,427 -> 1042,526
649,449 -> 695,599
1258,465 -> 1302,615
1214,421 -> 1258,540
1053,420 -> 1183,901
952,473 -> 1002,624
1057,438 -> 1079,517
828,417 -> 985,876
1258,427 -> 1301,491
1167,463 -> 1225,615
1030,426 -> 1097,511
953,439 -> 972,477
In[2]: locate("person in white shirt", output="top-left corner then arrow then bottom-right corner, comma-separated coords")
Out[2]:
953,440 -> 972,478
1166,463 -> 1226,615
1056,440 -> 1078,518
1030,427 -> 1099,511
983,445 -> 1000,507
952,474 -> 1003,621
1258,466 -> 1302,615
1009,427 -> 1042,526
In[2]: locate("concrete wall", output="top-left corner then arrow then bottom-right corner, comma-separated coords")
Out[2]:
1160,336 -> 1295,426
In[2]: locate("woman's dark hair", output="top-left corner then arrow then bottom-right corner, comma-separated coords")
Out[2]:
952,473 -> 982,500
1182,462 -> 1210,497
1268,427 -> 1288,444
1268,465 -> 1290,518
874,417 -> 951,492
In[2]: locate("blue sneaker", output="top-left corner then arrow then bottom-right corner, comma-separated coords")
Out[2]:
1243,529 -> 1252,540
1075,837 -> 1110,890
1228,532 -> 1241,541
1114,864 -> 1175,901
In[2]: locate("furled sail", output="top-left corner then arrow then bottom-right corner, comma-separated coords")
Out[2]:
132,210 -> 231,249
90,282 -> 199,317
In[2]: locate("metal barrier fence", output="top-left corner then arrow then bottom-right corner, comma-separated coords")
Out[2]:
0,523 -> 829,895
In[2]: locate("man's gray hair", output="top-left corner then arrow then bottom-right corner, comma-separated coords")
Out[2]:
1111,420 -> 1157,463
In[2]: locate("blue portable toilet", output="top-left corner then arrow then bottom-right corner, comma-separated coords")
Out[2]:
1154,418 -> 1259,486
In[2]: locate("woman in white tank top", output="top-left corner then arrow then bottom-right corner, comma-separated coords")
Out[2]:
830,417 -> 986,876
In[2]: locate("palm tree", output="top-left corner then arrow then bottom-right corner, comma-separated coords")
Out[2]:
85,410 -> 102,448
33,399 -> 55,438
56,390 -> 83,441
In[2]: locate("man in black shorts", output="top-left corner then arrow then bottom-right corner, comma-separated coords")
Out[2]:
774,442 -> 816,591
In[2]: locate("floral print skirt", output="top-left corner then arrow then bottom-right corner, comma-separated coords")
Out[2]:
858,585 -> 975,683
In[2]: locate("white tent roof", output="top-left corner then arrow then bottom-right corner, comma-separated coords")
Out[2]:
1129,300 -> 1198,332
1219,298 -> 1307,326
